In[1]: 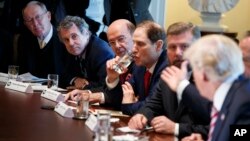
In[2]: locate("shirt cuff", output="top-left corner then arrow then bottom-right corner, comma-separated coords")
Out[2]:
174,123 -> 179,136
70,77 -> 77,85
176,79 -> 190,102
105,76 -> 119,89
100,92 -> 105,104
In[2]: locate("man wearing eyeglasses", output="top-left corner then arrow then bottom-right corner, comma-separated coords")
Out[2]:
17,1 -> 68,82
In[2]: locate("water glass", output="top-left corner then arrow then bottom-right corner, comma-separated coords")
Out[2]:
112,51 -> 133,74
8,65 -> 19,80
75,93 -> 90,119
96,112 -> 111,141
47,74 -> 59,90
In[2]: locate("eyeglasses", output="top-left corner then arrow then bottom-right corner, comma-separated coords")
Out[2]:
24,11 -> 47,24
109,36 -> 126,47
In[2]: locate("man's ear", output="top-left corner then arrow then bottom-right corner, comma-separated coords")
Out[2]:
155,40 -> 163,51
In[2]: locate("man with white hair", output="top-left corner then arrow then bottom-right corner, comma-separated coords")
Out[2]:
171,35 -> 250,141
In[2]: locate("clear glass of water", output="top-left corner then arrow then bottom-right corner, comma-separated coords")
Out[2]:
8,65 -> 19,80
47,74 -> 59,90
96,112 -> 111,141
112,51 -> 133,74
75,93 -> 90,119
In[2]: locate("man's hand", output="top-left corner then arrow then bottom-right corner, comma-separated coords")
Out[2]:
106,57 -> 120,83
122,82 -> 137,104
73,77 -> 89,89
128,114 -> 148,130
151,116 -> 175,134
64,89 -> 91,101
106,56 -> 128,83
161,61 -> 189,92
181,133 -> 204,141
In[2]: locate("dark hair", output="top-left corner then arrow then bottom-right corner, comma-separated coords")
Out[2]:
167,22 -> 201,40
244,30 -> 250,37
136,20 -> 166,49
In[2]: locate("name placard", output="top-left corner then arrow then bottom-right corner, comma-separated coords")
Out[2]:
41,89 -> 64,102
54,102 -> 74,118
85,114 -> 98,131
5,80 -> 33,93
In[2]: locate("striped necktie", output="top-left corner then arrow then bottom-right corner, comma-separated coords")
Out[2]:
207,106 -> 219,141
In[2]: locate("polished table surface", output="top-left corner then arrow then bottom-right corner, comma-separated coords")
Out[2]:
0,84 -> 174,141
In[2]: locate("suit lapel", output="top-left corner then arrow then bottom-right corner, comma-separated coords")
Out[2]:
212,76 -> 244,141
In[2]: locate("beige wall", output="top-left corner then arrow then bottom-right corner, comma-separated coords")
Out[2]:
165,0 -> 250,39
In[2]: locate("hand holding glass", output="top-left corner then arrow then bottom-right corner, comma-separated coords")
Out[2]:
112,52 -> 133,74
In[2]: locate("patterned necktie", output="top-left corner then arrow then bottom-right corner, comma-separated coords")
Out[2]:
144,70 -> 151,96
207,106 -> 219,141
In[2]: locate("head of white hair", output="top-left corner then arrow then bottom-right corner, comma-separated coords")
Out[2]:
184,35 -> 244,82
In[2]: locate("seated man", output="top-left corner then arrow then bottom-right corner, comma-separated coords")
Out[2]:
239,31 -> 250,78
57,16 -> 114,90
128,22 -> 209,139
17,1 -> 68,79
175,35 -> 250,141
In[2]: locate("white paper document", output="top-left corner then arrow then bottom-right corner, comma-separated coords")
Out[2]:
32,85 -> 67,92
17,72 -> 47,83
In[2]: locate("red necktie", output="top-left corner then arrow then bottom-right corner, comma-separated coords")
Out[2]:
144,70 -> 151,96
207,106 -> 219,141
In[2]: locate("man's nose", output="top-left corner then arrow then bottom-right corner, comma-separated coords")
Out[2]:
175,46 -> 183,56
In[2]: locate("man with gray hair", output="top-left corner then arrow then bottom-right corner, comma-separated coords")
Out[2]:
17,1 -> 68,81
58,16 -> 114,90
171,35 -> 250,141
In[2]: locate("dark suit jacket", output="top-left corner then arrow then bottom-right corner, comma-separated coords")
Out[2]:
0,28 -> 13,73
212,76 -> 250,141
138,78 -> 209,139
62,35 -> 114,91
17,27 -> 68,79
182,75 -> 250,141
106,50 -> 168,115
104,0 -> 153,26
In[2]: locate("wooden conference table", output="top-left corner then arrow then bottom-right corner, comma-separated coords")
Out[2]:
0,84 -> 174,141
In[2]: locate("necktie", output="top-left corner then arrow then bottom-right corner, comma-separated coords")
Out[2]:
207,106 -> 219,141
144,70 -> 151,96
40,40 -> 46,49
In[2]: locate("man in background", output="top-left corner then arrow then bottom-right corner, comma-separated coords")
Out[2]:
17,1 -> 67,80
239,31 -> 250,78
57,15 -> 114,91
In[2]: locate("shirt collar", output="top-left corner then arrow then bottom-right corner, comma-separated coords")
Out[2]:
148,62 -> 157,74
37,25 -> 53,49
213,74 -> 239,111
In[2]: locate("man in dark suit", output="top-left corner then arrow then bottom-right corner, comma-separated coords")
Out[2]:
177,35 -> 250,141
17,1 -> 68,79
57,15 -> 114,91
128,22 -> 209,139
105,21 -> 168,115
104,0 -> 153,26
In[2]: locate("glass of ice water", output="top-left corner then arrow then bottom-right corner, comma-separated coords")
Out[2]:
112,51 -> 133,74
